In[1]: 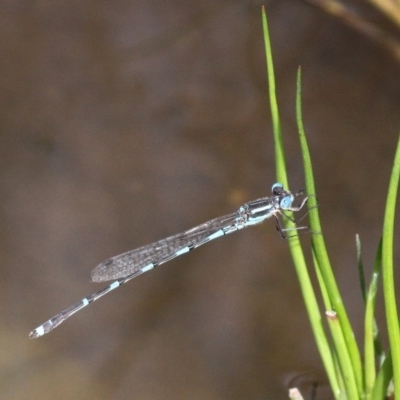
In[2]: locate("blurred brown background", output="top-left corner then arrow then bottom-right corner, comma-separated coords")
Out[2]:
1,0 -> 400,399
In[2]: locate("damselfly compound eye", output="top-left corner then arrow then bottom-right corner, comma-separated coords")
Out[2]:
271,182 -> 284,195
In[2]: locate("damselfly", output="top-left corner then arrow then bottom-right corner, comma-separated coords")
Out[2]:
29,182 -> 310,339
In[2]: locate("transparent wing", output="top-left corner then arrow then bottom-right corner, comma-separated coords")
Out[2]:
91,212 -> 240,282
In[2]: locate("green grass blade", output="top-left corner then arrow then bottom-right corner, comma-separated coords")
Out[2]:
370,351 -> 393,400
382,133 -> 400,399
296,68 -> 362,397
312,251 -> 342,396
326,311 -> 359,399
356,234 -> 367,303
371,239 -> 384,360
261,6 -> 287,185
364,238 -> 382,398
